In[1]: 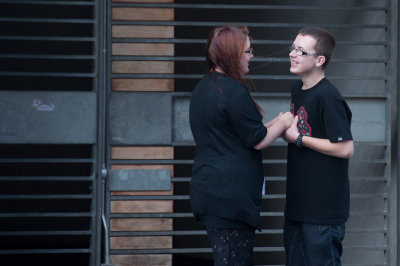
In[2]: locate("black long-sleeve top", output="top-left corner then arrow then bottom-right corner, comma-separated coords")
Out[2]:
189,71 -> 267,229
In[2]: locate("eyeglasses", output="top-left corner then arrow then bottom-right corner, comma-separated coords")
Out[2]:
289,46 -> 318,56
244,48 -> 254,55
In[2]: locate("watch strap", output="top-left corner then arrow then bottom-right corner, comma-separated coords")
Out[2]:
296,133 -> 304,148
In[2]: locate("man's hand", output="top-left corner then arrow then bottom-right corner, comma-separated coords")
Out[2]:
282,116 -> 299,143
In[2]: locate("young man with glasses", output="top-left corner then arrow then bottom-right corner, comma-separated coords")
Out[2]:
282,26 -> 354,265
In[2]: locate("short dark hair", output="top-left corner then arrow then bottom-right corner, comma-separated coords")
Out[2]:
298,26 -> 336,69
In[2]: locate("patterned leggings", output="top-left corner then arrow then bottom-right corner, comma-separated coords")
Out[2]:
206,227 -> 255,266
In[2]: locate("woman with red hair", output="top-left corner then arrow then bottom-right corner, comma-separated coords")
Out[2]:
189,26 -> 293,265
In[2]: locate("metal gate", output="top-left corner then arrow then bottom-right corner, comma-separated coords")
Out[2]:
0,0 -> 398,265
106,0 -> 398,265
0,0 -> 105,265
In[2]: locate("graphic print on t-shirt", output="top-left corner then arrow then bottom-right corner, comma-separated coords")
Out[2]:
290,103 -> 312,136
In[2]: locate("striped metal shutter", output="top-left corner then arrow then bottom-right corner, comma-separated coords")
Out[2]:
107,0 -> 397,265
0,1 -> 104,265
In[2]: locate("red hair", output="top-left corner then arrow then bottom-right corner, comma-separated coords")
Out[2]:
206,25 -> 263,117
206,25 -> 249,84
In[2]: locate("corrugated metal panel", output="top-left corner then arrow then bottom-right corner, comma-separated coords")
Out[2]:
107,0 -> 396,265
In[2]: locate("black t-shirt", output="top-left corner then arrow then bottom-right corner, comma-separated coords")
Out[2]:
285,78 -> 353,225
189,71 -> 267,229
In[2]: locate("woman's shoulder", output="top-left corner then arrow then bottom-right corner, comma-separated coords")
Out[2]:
194,72 -> 249,103
217,75 -> 247,94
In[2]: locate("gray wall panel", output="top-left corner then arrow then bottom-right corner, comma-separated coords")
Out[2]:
348,99 -> 386,142
257,97 -> 291,121
0,91 -> 97,144
109,169 -> 171,191
173,96 -> 192,143
172,97 -> 387,143
110,92 -> 172,145
172,96 -> 292,143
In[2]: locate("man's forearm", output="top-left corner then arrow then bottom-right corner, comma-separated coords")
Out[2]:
301,136 -> 354,158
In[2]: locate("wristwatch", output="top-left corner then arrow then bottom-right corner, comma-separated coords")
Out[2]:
296,133 -> 304,148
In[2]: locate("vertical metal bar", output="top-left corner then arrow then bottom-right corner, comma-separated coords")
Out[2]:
397,0 -> 400,263
95,0 -> 108,265
102,0 -> 113,264
93,0 -> 101,265
384,1 -> 391,265
102,1 -> 112,265
390,0 -> 400,264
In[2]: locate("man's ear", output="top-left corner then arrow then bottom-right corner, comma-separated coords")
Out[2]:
316,55 -> 326,68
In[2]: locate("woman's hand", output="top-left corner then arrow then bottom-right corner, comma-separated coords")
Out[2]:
278,112 -> 295,129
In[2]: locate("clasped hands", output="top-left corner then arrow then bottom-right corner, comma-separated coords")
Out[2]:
276,112 -> 299,143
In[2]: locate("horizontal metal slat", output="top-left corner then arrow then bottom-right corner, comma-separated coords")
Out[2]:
172,140 -> 388,146
0,230 -> 92,236
350,194 -> 387,199
109,246 -> 386,255
110,159 -> 387,165
110,213 -> 202,219
110,193 -> 386,201
170,176 -> 388,182
0,36 -> 95,42
0,249 -> 91,254
111,3 -> 388,11
172,92 -> 290,98
0,159 -> 94,163
0,71 -> 96,77
112,21 -> 388,29
110,229 -> 283,237
1,1 -> 95,6
0,176 -> 95,181
109,227 -> 387,237
346,228 -> 387,233
0,212 -> 94,218
110,159 -> 287,164
112,55 -> 204,61
0,54 -> 96,60
0,17 -> 96,24
351,159 -> 387,164
350,211 -> 387,216
114,92 -> 387,100
349,177 -> 387,181
112,38 -> 388,46
111,55 -> 386,64
342,265 -> 387,266
110,212 -> 284,218
110,211 -> 387,219
110,246 -> 285,254
111,73 -> 387,80
0,194 -> 94,199
165,92 -> 390,100
344,245 -> 387,251
110,195 -> 286,200
110,248 -> 207,254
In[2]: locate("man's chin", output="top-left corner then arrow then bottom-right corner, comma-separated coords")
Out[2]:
289,67 -> 299,75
